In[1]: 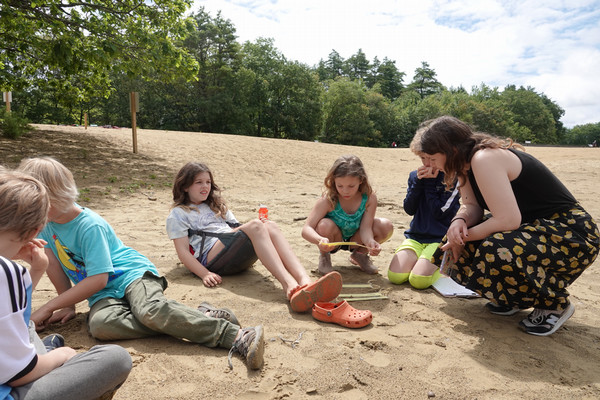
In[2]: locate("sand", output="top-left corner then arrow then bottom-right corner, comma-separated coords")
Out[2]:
2,124 -> 600,400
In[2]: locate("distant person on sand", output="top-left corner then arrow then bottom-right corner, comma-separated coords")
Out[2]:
302,155 -> 394,275
166,161 -> 342,314
388,127 -> 460,289
19,157 -> 265,371
418,116 -> 599,336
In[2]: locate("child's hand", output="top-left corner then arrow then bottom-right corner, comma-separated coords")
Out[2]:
416,165 -> 439,179
366,240 -> 381,256
31,307 -> 54,331
14,239 -> 48,268
32,306 -> 76,331
202,272 -> 222,288
317,238 -> 331,253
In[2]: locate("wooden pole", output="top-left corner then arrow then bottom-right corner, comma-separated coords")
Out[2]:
3,92 -> 10,113
84,112 -> 88,129
130,92 -> 138,153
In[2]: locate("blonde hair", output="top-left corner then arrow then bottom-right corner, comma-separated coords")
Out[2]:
409,118 -> 436,155
0,170 -> 49,240
323,155 -> 373,206
17,157 -> 78,213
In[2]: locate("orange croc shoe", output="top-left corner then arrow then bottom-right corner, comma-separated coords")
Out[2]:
312,300 -> 373,328
289,271 -> 342,312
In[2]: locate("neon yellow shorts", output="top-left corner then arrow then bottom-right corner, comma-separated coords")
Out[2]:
394,238 -> 440,262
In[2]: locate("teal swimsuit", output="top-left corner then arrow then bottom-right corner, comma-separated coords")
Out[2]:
326,193 -> 368,241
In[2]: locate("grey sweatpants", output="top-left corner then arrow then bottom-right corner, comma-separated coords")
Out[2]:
87,272 -> 239,349
10,344 -> 131,400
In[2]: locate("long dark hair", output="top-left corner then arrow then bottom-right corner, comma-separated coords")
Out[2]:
419,116 -> 521,188
172,162 -> 228,217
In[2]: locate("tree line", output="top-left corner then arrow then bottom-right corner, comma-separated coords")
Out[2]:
2,4 -> 598,146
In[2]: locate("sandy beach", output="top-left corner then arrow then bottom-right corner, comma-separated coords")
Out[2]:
2,124 -> 599,400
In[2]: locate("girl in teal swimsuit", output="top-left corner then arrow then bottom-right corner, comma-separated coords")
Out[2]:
302,155 -> 394,274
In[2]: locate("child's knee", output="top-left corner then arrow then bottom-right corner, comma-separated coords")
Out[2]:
408,270 -> 440,290
244,219 -> 267,235
375,218 -> 394,242
315,218 -> 339,237
388,270 -> 410,285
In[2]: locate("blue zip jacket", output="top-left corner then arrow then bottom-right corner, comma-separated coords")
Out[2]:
403,170 -> 460,243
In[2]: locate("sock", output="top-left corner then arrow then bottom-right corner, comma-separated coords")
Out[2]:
388,270 -> 410,285
408,269 -> 441,289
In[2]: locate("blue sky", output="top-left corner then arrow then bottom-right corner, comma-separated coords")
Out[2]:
192,0 -> 600,128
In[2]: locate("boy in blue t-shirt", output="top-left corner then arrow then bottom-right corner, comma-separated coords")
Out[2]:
0,170 -> 131,400
19,157 -> 264,371
387,131 -> 460,289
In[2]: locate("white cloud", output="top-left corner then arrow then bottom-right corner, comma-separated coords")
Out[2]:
193,0 -> 600,127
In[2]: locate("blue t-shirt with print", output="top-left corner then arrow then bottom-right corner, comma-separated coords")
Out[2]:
40,206 -> 159,306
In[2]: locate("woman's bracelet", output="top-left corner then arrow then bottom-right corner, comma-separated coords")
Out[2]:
451,217 -> 467,224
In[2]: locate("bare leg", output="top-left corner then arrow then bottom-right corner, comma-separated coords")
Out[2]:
349,217 -> 394,251
240,219 -> 300,298
411,258 -> 439,276
373,217 -> 394,244
264,221 -> 312,286
314,218 -> 343,249
389,249 -> 418,273
314,218 -> 343,274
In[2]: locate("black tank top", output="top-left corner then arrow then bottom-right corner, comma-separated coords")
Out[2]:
468,148 -> 577,223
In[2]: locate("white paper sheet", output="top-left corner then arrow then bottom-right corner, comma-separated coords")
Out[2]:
432,275 -> 479,298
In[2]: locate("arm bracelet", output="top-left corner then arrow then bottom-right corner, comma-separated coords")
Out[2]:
451,217 -> 467,224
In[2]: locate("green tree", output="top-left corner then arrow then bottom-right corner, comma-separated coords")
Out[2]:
500,85 -> 557,143
240,38 -> 285,137
268,61 -> 323,140
324,50 -> 345,80
371,57 -> 404,100
365,90 -> 398,146
1,0 -> 198,102
407,61 -> 445,99
322,78 -> 379,146
539,93 -> 566,142
184,9 -> 242,133
344,49 -> 370,81
562,123 -> 600,145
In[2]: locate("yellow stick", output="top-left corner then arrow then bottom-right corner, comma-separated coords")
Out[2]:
322,241 -> 369,249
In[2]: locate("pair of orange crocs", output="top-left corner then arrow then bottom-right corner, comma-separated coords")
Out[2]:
312,300 -> 372,328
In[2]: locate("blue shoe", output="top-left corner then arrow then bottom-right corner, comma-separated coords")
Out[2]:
42,334 -> 65,352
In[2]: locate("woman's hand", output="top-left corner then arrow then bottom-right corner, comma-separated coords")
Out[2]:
442,219 -> 468,261
202,272 -> 222,288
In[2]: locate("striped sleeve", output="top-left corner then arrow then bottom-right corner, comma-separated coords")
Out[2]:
0,257 -> 38,385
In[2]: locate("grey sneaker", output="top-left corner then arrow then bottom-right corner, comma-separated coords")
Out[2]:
318,252 -> 333,275
350,250 -> 378,274
198,302 -> 240,327
228,325 -> 264,370
518,303 -> 575,336
42,334 -> 65,352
